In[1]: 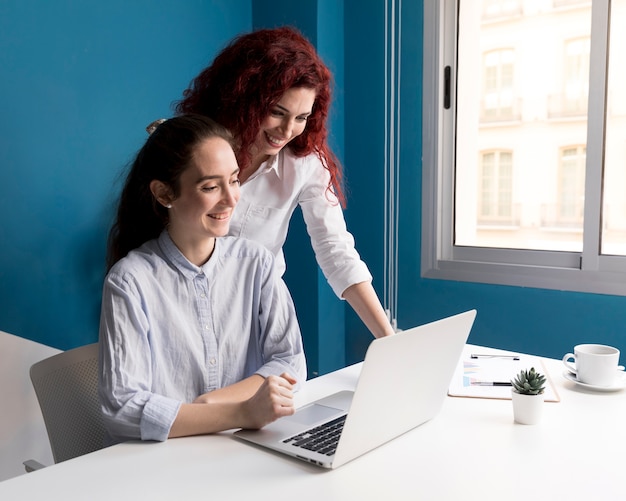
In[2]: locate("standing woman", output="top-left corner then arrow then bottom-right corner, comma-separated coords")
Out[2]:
99,115 -> 306,444
176,27 -> 395,339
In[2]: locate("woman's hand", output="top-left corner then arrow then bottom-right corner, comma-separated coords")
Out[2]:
239,372 -> 298,429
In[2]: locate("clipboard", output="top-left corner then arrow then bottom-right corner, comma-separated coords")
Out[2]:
448,351 -> 560,402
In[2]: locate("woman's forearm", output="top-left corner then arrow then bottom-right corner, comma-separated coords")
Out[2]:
192,374 -> 265,404
170,373 -> 296,437
342,281 -> 395,338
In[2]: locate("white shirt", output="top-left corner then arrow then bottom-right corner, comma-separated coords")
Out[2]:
228,148 -> 372,298
98,231 -> 306,443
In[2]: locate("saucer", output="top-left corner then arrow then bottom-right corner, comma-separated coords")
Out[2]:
562,370 -> 626,392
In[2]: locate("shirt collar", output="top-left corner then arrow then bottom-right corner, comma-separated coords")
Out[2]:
246,153 -> 281,182
266,154 -> 280,176
158,230 -> 218,279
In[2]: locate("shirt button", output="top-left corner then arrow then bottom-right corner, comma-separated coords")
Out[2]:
200,293 -> 206,298
209,358 -> 216,365
205,325 -> 210,330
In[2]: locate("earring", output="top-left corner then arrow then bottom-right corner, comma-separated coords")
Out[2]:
165,204 -> 172,209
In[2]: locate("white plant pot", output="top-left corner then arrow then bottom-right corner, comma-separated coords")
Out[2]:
511,390 -> 544,425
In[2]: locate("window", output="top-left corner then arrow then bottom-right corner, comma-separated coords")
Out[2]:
482,0 -> 522,19
479,150 -> 514,225
482,49 -> 516,122
562,38 -> 590,116
556,146 -> 585,230
422,0 -> 626,295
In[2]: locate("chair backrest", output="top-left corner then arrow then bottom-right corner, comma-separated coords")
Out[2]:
29,343 -> 106,463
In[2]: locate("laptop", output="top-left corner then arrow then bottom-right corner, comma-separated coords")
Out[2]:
234,309 -> 476,469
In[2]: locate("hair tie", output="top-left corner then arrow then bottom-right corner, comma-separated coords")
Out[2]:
146,118 -> 167,135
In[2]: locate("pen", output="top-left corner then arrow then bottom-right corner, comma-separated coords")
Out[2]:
470,353 -> 520,361
470,381 -> 512,386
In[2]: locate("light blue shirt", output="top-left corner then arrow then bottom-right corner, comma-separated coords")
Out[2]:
98,231 -> 306,443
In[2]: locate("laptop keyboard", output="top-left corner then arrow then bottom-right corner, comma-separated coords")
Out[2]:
282,415 -> 346,456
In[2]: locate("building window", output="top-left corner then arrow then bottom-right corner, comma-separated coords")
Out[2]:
482,49 -> 517,122
479,151 -> 513,225
482,0 -> 522,19
422,0 -> 626,295
555,146 -> 585,229
547,38 -> 590,118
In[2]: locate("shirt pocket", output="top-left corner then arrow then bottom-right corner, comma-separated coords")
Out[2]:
238,205 -> 292,256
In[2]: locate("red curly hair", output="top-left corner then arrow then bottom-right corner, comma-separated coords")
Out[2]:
175,26 -> 344,206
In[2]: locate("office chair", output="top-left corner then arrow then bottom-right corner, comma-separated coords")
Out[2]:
23,343 -> 106,472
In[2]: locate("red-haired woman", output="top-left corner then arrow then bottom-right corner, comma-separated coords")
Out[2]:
176,27 -> 394,339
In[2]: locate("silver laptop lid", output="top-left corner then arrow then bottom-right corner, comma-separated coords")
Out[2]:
332,309 -> 476,468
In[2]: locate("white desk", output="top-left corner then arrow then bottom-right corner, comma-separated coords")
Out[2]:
1,345 -> 625,500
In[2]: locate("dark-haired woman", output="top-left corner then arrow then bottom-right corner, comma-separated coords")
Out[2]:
98,115 -> 306,444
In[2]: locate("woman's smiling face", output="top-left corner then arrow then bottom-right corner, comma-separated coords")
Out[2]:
168,136 -> 241,241
251,86 -> 316,159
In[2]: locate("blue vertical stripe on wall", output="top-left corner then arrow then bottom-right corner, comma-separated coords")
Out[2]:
252,0 -> 347,377
343,0 -> 389,365
314,0 -> 346,376
0,0 -> 252,348
252,0 -> 317,37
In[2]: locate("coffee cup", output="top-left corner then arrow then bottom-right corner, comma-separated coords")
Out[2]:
562,344 -> 622,387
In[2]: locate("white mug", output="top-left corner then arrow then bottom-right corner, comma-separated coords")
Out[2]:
562,344 -> 621,387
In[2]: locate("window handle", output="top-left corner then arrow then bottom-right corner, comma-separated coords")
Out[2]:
444,65 -> 451,109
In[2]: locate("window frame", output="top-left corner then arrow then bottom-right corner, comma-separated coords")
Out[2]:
421,0 -> 626,296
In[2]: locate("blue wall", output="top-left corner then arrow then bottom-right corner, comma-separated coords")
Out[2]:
0,0 -> 347,377
3,0 -> 625,372
0,0 -> 252,348
343,0 -> 390,363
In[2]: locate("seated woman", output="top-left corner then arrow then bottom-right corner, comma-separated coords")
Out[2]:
98,115 -> 306,444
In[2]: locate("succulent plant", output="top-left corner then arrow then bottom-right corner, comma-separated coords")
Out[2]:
511,367 -> 546,395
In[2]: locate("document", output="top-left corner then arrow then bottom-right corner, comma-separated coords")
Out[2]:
448,350 -> 560,402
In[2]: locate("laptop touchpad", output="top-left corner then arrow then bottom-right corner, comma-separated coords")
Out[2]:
288,404 -> 344,426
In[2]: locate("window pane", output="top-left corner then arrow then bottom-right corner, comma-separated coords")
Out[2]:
601,0 -> 626,256
455,0 -> 591,251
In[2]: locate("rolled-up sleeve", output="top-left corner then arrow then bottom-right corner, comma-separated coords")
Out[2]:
98,272 -> 181,443
299,159 -> 372,298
